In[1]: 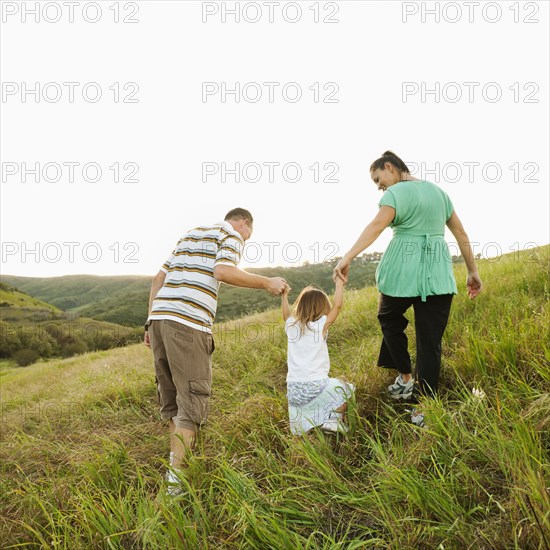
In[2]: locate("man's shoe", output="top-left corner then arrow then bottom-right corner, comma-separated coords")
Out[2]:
388,374 -> 414,400
165,468 -> 185,497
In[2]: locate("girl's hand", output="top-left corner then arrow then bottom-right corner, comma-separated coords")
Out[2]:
281,284 -> 291,321
333,257 -> 350,283
335,274 -> 346,287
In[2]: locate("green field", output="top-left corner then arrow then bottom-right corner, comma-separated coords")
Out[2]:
0,246 -> 548,548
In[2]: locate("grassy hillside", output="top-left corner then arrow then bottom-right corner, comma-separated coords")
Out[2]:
1,275 -> 152,326
0,282 -> 61,316
0,246 -> 548,548
2,258 -> 378,326
0,282 -> 142,364
71,289 -> 150,327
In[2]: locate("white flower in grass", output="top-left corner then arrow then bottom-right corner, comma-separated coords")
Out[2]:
472,387 -> 486,400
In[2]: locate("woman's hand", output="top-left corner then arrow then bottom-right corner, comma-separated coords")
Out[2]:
333,257 -> 350,283
466,272 -> 482,299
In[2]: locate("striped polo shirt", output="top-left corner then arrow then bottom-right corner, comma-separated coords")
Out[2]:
147,221 -> 244,333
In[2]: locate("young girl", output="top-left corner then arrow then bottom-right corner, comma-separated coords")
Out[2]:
282,278 -> 355,435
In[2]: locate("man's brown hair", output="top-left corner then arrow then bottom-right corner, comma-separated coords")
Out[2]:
224,208 -> 254,224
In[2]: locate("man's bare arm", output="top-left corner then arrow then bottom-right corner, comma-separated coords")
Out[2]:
214,264 -> 288,296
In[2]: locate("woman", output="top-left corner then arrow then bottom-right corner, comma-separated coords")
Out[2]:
333,151 -> 482,426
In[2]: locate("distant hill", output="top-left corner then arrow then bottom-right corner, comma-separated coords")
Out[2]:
0,281 -> 62,321
2,274 -> 151,327
2,257 -> 379,326
0,281 -> 141,365
2,274 -> 151,311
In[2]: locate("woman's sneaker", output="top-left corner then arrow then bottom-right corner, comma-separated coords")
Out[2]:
388,374 -> 414,400
410,408 -> 426,428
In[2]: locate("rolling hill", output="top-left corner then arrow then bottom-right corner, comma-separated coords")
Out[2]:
1,275 -> 152,325
2,257 -> 379,326
0,281 -> 62,320
0,281 -> 141,364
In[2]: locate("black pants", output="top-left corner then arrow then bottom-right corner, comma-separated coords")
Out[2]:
377,293 -> 453,399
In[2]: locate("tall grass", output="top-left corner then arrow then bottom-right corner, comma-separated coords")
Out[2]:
1,246 -> 548,548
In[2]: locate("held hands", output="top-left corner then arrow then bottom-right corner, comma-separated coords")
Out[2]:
266,277 -> 289,296
333,257 -> 350,284
466,272 -> 482,299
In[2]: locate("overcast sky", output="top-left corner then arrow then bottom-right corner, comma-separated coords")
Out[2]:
1,0 -> 549,277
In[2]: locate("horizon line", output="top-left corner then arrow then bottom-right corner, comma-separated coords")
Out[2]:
2,244 -> 547,279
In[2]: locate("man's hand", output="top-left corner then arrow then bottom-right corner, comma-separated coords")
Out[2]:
466,272 -> 482,300
282,283 -> 292,296
333,257 -> 350,284
144,331 -> 151,348
266,277 -> 289,296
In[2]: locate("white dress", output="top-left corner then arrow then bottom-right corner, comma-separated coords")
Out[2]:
285,315 -> 355,435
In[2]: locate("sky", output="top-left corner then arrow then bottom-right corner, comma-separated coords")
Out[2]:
1,0 -> 549,278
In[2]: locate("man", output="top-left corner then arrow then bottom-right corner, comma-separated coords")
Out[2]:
144,208 -> 287,494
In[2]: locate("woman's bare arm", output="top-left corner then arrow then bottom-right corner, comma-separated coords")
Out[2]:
333,206 -> 395,283
446,211 -> 482,299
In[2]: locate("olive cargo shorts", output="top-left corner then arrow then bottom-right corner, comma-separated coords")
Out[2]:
149,319 -> 215,431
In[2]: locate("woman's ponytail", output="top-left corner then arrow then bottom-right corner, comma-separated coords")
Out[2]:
370,151 -> 410,174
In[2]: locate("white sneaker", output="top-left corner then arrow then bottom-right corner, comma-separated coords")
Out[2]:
321,418 -> 349,434
409,408 -> 427,429
165,468 -> 185,497
388,374 -> 414,400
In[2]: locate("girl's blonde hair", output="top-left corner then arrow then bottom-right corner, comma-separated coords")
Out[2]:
290,285 -> 332,335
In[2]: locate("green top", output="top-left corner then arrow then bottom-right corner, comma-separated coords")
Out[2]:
376,180 -> 458,301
